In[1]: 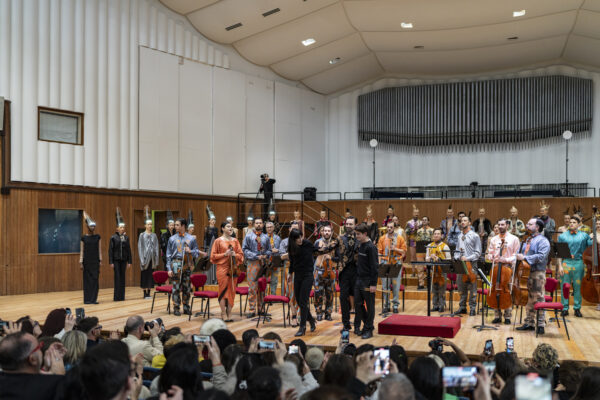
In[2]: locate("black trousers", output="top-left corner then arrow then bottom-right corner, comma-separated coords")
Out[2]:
294,274 -> 315,328
113,260 -> 127,301
339,265 -> 357,328
354,279 -> 375,332
83,263 -> 99,303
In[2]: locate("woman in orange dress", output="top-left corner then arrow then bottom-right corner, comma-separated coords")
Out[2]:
210,221 -> 244,322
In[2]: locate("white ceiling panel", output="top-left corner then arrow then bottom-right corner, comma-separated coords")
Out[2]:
271,33 -> 370,81
302,53 -> 384,94
572,10 -> 600,39
377,36 -> 566,75
564,35 -> 600,66
234,3 -> 356,66
160,0 -> 221,15
186,0 -> 338,44
363,12 -> 575,52
343,0 -> 582,32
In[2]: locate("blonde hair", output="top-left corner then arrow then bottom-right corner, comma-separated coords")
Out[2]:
62,330 -> 87,365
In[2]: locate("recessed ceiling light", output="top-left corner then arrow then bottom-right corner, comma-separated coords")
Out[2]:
401,22 -> 413,29
414,45 -> 424,49
302,38 -> 316,46
329,57 -> 341,65
513,10 -> 526,17
507,36 -> 519,40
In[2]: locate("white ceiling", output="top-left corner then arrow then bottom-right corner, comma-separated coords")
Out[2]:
160,0 -> 600,94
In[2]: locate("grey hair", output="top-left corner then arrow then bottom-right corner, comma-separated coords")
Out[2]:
378,373 -> 416,400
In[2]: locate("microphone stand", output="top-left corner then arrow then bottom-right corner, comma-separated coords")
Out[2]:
472,266 -> 497,332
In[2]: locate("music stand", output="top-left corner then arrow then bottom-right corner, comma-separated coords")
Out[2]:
432,261 -> 460,318
436,260 -> 464,317
412,259 -> 456,316
447,259 -> 469,317
472,265 -> 497,332
378,263 -> 402,317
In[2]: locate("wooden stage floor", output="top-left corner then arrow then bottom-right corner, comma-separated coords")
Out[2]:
1,287 -> 599,365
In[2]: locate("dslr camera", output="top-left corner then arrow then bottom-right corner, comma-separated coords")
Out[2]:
144,318 -> 163,331
260,174 -> 267,181
429,339 -> 443,353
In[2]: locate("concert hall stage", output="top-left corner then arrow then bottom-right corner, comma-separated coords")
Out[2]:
2,287 -> 599,365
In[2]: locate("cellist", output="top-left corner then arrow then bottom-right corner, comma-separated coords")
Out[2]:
486,219 -> 520,325
454,215 -> 482,316
426,228 -> 451,313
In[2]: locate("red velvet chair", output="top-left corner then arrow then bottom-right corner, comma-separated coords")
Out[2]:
235,272 -> 248,316
151,271 -> 172,314
189,274 -> 218,321
545,277 -> 559,302
445,273 -> 458,314
256,277 -> 290,328
535,283 -> 570,340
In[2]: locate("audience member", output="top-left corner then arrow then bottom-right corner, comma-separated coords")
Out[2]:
76,317 -> 102,349
571,367 -> 600,400
121,315 -> 163,366
321,354 -> 355,388
241,329 -> 259,351
16,316 -> 42,338
302,385 -> 353,400
151,343 -> 204,399
407,356 -> 443,400
246,366 -> 282,400
40,308 -> 67,337
199,318 -> 228,336
289,338 -> 307,358
376,373 -> 416,400
62,330 -> 87,371
305,346 -> 324,381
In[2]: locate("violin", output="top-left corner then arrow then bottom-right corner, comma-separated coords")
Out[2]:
487,239 -> 514,311
428,243 -> 447,286
317,238 -> 338,280
582,205 -> 600,304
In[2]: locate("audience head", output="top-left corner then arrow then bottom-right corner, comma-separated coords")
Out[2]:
571,367 -> 600,400
558,360 -> 586,394
303,385 -> 353,400
212,329 -> 237,355
162,334 -> 187,360
79,340 -> 132,400
16,316 -> 41,338
161,327 -> 183,345
342,343 -> 356,358
407,356 -> 443,400
123,315 -> 144,338
262,331 -> 282,343
379,373 -> 416,400
199,318 -> 228,336
222,344 -> 243,374
235,354 -> 266,394
158,343 -> 204,397
200,389 -> 230,400
321,354 -> 355,388
247,366 -> 281,400
531,343 -> 559,372
494,352 -> 522,381
0,332 -> 43,373
242,329 -> 259,351
41,308 -> 67,337
39,336 -> 62,359
62,330 -> 87,366
289,339 -> 307,358
305,347 -> 325,371
390,345 -> 408,374
78,316 -> 101,340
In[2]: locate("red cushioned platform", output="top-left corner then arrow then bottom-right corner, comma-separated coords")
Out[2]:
378,315 -> 461,338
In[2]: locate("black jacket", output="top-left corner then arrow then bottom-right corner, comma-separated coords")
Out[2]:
356,240 -> 379,286
472,218 -> 492,235
289,239 -> 316,278
108,232 -> 132,264
260,179 -> 276,198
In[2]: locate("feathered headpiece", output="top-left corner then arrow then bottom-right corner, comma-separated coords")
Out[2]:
366,204 -> 373,213
346,208 -> 351,213
575,205 -> 583,217
447,203 -> 453,211
563,207 -> 570,216
539,201 -> 550,211
187,209 -> 194,228
83,211 -> 96,228
144,205 -> 152,224
166,209 -> 175,225
510,205 -> 518,213
412,204 -> 418,212
115,207 -> 125,227
206,205 -> 216,221
388,204 -> 394,210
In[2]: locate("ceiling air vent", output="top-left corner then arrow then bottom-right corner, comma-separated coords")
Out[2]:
262,8 -> 280,17
225,22 -> 243,31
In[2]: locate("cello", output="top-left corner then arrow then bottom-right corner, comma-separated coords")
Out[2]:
511,238 -> 531,308
487,239 -> 514,312
581,206 -> 600,304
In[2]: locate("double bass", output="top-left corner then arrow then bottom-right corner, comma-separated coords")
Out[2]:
511,238 -> 531,308
487,239 -> 514,312
582,206 -> 600,304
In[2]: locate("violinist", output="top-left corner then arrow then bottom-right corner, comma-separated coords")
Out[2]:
454,215 -> 481,316
558,215 -> 592,318
516,219 -> 551,334
486,219 -> 520,325
426,228 -> 451,312
377,221 -> 407,314
211,221 -> 244,322
313,225 -> 339,321
241,218 -> 271,318
406,205 -> 424,288
265,221 -> 282,295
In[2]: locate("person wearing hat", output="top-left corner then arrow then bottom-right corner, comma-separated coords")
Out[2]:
382,204 -> 395,227
440,205 -> 460,248
160,210 -> 176,267
538,201 -> 555,243
204,206 -> 219,284
186,209 -> 196,238
266,201 -> 281,233
340,208 -> 351,235
109,208 -> 132,301
243,212 -> 254,241
507,206 -> 526,238
138,206 -> 159,299
313,210 -> 332,240
80,212 -> 102,304
226,216 -> 238,238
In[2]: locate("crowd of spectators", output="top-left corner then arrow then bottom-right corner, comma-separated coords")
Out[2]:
0,309 -> 599,400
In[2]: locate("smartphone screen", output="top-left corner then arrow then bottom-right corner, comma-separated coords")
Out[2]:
258,339 -> 276,350
288,345 -> 299,354
341,330 -> 350,344
193,335 -> 211,344
442,366 -> 478,390
483,361 -> 496,377
374,348 -> 390,375
75,307 -> 85,321
515,374 -> 551,400
484,340 -> 493,356
65,308 -> 72,315
506,337 -> 514,353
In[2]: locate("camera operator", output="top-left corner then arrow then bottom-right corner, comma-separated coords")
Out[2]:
259,173 -> 276,218
121,315 -> 164,366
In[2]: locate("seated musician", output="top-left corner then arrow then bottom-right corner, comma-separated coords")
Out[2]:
486,219 -> 520,325
425,228 -> 451,312
377,221 -> 407,314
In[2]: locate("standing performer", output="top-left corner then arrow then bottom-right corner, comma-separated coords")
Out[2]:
243,212 -> 254,240
382,205 -> 395,227
138,206 -> 159,300
314,210 -> 332,239
266,201 -> 281,233
377,221 -> 407,313
516,219 -> 551,334
187,210 -> 196,237
558,215 -> 592,317
473,208 -> 492,258
486,219 -> 520,324
339,216 -> 359,332
539,201 -> 555,243
259,173 -> 276,217
406,205 -> 424,288
80,212 -> 102,305
507,206 -> 526,238
109,208 -> 132,302
160,211 -> 175,268
313,225 -> 339,321
204,206 -> 219,284
340,208 -> 351,235
426,229 -> 451,312
416,216 -> 434,243
288,229 -> 317,336
280,221 -> 301,326
557,208 -> 571,234
241,217 -> 271,318
265,221 -> 282,295
210,221 -> 244,322
574,207 -> 592,234
226,216 -> 239,238
292,210 -> 305,237
354,223 -> 379,339
166,218 -> 200,316
454,215 -> 481,316
365,205 -> 380,243
441,205 -> 461,248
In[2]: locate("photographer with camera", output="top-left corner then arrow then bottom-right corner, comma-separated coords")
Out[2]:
121,315 -> 164,366
259,173 -> 276,218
